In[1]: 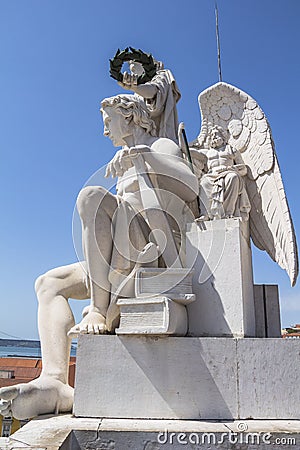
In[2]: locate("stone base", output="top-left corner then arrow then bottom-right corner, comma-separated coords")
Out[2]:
7,414 -> 300,450
186,218 -> 255,337
74,335 -> 300,420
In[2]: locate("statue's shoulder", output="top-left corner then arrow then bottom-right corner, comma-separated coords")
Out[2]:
151,137 -> 181,157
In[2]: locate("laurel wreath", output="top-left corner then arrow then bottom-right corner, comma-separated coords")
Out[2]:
109,47 -> 157,85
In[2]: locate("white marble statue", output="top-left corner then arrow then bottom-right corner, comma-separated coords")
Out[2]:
118,59 -> 181,142
193,125 -> 250,220
0,71 -> 298,422
190,82 -> 298,286
0,94 -> 197,420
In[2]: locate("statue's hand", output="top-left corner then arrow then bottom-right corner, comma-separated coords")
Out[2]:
122,71 -> 139,87
105,148 -> 134,178
128,145 -> 151,157
105,146 -> 151,178
117,81 -> 131,91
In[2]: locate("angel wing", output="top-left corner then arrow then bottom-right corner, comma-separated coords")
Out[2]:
191,82 -> 298,286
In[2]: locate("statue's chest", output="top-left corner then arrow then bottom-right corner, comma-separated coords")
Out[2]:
207,147 -> 233,163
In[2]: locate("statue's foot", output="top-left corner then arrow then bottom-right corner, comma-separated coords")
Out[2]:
68,307 -> 107,336
0,376 -> 74,420
196,215 -> 210,222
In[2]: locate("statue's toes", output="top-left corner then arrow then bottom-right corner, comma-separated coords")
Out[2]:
0,399 -> 12,416
67,325 -> 80,337
0,386 -> 19,401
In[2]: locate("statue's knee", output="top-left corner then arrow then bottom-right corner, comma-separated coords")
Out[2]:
35,272 -> 58,300
76,186 -> 108,218
226,172 -> 239,186
35,273 -> 49,297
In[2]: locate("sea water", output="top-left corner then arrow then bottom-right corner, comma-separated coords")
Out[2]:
0,344 -> 76,358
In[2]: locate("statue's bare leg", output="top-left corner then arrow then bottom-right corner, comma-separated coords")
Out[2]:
0,262 -> 89,420
72,186 -> 119,333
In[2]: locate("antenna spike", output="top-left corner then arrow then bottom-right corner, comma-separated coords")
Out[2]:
215,2 -> 223,82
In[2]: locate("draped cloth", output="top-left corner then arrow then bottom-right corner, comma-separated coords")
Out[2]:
200,169 -> 251,220
136,69 -> 181,142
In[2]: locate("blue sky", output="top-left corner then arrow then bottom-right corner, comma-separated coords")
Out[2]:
0,0 -> 299,339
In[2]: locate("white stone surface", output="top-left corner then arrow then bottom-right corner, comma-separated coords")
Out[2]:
186,218 -> 255,337
135,268 -> 194,302
116,296 -> 188,336
74,336 -> 238,420
7,414 -> 300,450
237,338 -> 300,419
74,336 -> 300,421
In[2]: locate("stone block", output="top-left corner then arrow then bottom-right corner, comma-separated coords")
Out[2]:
254,285 -> 281,337
237,338 -> 299,419
186,218 -> 255,337
135,268 -> 194,302
74,335 -> 238,420
8,414 -> 300,450
116,296 -> 188,336
253,284 -> 266,337
264,285 -> 281,337
74,336 -> 300,421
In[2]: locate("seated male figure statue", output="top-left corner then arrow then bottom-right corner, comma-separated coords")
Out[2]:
196,126 -> 250,220
0,94 -> 198,419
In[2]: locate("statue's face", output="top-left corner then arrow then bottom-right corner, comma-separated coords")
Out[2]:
102,107 -> 130,147
129,61 -> 144,76
210,129 -> 225,149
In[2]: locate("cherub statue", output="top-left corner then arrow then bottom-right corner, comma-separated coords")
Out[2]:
190,82 -> 298,286
0,94 -> 197,420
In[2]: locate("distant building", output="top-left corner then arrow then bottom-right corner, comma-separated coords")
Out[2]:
282,324 -> 300,338
0,356 -> 76,437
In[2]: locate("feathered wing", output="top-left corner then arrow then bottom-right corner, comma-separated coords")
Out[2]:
191,82 -> 298,286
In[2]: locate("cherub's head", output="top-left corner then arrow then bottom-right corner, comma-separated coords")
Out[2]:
101,94 -> 156,146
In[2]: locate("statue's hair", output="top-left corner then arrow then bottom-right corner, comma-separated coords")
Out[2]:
101,94 -> 157,136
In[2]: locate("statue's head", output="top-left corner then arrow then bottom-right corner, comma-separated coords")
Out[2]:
209,125 -> 227,149
101,94 -> 156,146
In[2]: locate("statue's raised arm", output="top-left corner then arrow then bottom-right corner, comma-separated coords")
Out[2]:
110,47 -> 181,142
190,82 -> 298,286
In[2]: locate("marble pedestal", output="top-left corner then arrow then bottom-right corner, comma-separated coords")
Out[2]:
186,218 -> 255,337
74,335 -> 300,420
7,415 -> 300,450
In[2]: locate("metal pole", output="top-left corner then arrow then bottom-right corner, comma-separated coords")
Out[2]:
215,2 -> 223,82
